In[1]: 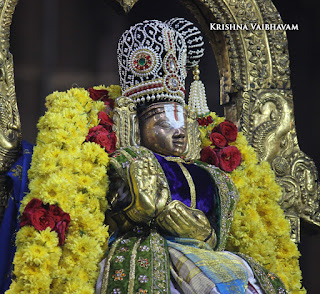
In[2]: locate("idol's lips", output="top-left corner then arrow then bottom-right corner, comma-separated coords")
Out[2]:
172,139 -> 185,146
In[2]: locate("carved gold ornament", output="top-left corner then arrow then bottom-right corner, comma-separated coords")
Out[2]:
0,0 -> 21,222
115,0 -> 139,13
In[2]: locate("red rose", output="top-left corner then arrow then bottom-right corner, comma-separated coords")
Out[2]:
20,199 -> 42,226
20,199 -> 56,231
85,125 -> 106,141
88,87 -> 109,101
98,111 -> 113,132
53,214 -> 70,246
197,116 -> 214,126
31,208 -> 56,231
209,132 -> 228,148
86,125 -> 117,153
103,98 -> 115,114
48,204 -> 66,222
20,199 -> 45,224
197,117 -> 206,126
212,120 -> 238,143
20,199 -> 71,246
206,116 -> 213,124
95,131 -> 117,153
216,146 -> 241,172
200,146 -> 219,166
24,198 -> 43,210
54,221 -> 68,246
48,205 -> 70,245
87,87 -> 115,111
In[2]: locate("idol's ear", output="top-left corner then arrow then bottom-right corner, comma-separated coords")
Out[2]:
113,96 -> 140,149
0,0 -> 22,221
185,108 -> 201,160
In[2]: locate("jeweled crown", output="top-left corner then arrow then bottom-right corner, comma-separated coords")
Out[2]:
117,18 -> 204,106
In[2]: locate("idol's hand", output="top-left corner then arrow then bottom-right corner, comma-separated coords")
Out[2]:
126,156 -> 170,223
156,200 -> 217,248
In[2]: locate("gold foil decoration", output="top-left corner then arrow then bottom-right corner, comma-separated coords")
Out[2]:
115,0 -> 140,13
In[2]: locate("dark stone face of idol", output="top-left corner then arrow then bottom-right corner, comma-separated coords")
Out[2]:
139,102 -> 188,157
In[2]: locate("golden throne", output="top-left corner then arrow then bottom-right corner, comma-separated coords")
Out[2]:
0,0 -> 318,245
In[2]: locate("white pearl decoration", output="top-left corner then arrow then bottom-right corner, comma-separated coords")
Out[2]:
188,79 -> 209,116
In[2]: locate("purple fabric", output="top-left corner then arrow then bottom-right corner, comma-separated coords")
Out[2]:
155,154 -> 191,207
154,154 -> 218,224
183,163 -> 217,215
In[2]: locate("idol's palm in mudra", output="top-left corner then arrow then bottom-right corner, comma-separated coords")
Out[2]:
156,200 -> 216,247
126,156 -> 170,223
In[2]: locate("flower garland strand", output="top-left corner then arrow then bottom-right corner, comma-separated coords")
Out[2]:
199,112 -> 305,294
7,86 -> 119,293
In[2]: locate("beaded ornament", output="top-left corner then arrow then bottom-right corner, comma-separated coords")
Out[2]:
117,18 -> 209,114
117,20 -> 187,105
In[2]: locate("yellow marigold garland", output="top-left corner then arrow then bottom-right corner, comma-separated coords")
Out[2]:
200,112 -> 305,294
7,87 -> 115,293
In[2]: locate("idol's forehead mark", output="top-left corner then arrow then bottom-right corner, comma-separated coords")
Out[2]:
163,103 -> 185,129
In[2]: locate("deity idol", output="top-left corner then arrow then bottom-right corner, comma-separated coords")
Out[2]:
95,18 -> 287,294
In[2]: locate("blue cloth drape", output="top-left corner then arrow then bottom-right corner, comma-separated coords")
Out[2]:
0,141 -> 33,293
167,238 -> 249,294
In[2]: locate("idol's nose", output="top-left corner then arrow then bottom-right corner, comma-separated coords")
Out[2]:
173,127 -> 186,139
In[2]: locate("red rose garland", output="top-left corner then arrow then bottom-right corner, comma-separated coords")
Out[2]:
197,116 -> 213,126
212,120 -> 238,142
209,132 -> 228,148
88,87 -> 115,113
215,146 -> 242,172
20,198 -> 70,246
86,88 -> 117,153
200,119 -> 241,172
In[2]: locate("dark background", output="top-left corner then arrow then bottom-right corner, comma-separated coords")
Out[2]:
9,0 -> 320,292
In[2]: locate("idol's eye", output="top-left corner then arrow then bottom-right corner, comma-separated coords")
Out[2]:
158,121 -> 171,128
